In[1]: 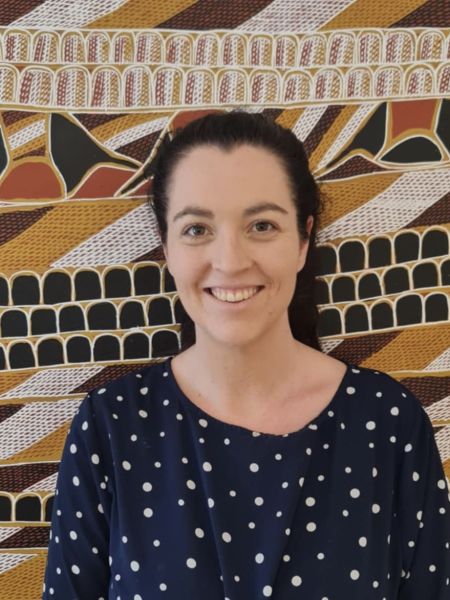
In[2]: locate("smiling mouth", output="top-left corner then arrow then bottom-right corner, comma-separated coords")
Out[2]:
205,286 -> 264,303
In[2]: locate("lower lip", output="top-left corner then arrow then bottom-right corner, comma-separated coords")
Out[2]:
204,287 -> 263,308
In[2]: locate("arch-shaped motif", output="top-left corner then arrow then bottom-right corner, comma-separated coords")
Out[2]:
384,30 -> 415,63
194,34 -> 219,66
298,34 -> 326,67
221,33 -> 247,66
248,34 -> 273,67
346,67 -> 372,98
123,65 -> 151,107
217,68 -> 247,104
274,35 -> 298,68
374,66 -> 403,97
135,32 -> 163,63
283,70 -> 312,103
418,30 -> 445,61
356,30 -> 382,64
165,34 -> 192,65
437,64 -> 450,94
56,66 -> 89,108
250,70 -> 280,104
19,67 -> 53,106
91,66 -> 121,108
405,65 -> 434,96
32,31 -> 58,63
86,31 -> 110,63
112,32 -> 134,63
314,68 -> 343,101
153,66 -> 183,106
185,68 -> 214,105
0,65 -> 18,103
3,30 -> 31,62
61,31 -> 85,63
327,32 -> 354,65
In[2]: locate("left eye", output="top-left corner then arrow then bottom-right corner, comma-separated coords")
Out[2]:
253,221 -> 276,232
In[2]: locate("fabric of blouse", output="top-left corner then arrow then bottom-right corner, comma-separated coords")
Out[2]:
42,358 -> 450,600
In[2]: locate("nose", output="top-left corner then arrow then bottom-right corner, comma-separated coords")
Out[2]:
210,231 -> 253,273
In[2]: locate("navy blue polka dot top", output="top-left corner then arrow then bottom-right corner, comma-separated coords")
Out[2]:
42,358 -> 450,599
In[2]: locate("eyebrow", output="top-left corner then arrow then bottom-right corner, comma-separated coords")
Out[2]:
172,201 -> 289,222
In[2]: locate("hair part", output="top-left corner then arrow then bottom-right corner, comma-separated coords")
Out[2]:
146,110 -> 324,353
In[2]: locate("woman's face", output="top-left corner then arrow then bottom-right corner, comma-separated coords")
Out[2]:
163,143 -> 313,348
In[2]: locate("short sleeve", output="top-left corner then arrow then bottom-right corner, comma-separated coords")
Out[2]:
397,394 -> 450,598
42,392 -> 112,599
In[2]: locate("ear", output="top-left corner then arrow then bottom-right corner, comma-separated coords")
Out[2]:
297,215 -> 314,272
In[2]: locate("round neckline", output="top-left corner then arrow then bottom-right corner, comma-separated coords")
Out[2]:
162,356 -> 354,440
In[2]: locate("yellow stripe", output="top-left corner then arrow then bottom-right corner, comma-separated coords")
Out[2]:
359,323 -> 450,372
0,199 -> 141,275
88,0 -> 198,29
320,0 -> 426,30
319,172 -> 400,229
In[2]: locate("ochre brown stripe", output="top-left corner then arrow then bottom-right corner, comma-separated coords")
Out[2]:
407,190 -> 450,228
327,331 -> 399,366
0,207 -> 53,247
303,106 -> 345,158
2,111 -> 38,127
0,1 -> 45,25
320,0 -> 425,29
399,375 -> 450,408
159,0 -> 274,30
0,526 -> 49,549
0,463 -> 58,493
73,362 -> 155,394
393,0 -> 450,27
88,0 -> 197,29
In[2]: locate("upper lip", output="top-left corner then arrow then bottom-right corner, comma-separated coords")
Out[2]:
206,285 -> 263,290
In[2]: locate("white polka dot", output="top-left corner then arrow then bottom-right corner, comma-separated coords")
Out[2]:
317,552 -> 325,560
143,508 -> 153,518
248,522 -> 255,529
229,490 -> 236,497
350,569 -> 360,580
178,499 -> 185,506
350,488 -> 360,498
208,498 -> 214,508
255,497 -> 264,506
186,558 -> 196,568
176,413 -> 183,420
372,504 -> 381,514
69,530 -> 77,540
306,522 -> 316,532
222,532 -> 232,542
92,547 -> 99,554
195,528 -> 204,538
72,476 -> 80,486
71,565 -> 80,575
250,463 -> 259,472
346,386 -> 356,395
199,418 -> 208,428
130,434 -> 137,441
81,421 -> 88,431
153,539 -> 160,547
391,406 -> 399,415
91,454 -> 100,464
263,585 -> 272,596
376,391 -> 382,397
142,482 -> 152,492
70,444 -> 77,454
404,443 -> 413,452
255,552 -> 264,563
159,583 -> 167,591
275,453 -> 282,460
187,480 -> 196,490
224,438 -> 230,445
122,461 -> 131,471
291,575 -> 302,586
283,554 -> 290,561
203,462 -> 212,472
116,395 -> 123,401
305,497 -> 316,507
438,479 -> 446,490
359,536 -> 367,547
345,466 -> 352,473
366,421 -> 376,430
130,560 -> 140,572
282,481 -> 289,489
122,536 -> 128,543
139,387 -> 148,395
138,409 -> 148,418
412,471 -> 420,481
163,399 -> 169,406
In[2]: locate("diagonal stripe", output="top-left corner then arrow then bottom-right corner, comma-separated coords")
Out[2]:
238,0 -> 356,32
0,366 -> 104,399
52,203 -> 161,267
321,0 -> 427,30
424,349 -> 450,372
9,119 -> 46,150
11,0 -> 128,27
292,106 -> 328,142
317,170 -> 450,241
0,554 -> 34,575
0,399 -> 79,460
316,103 -> 378,170
104,117 -> 168,151
0,527 -> 22,543
24,471 -> 58,492
89,0 -> 196,28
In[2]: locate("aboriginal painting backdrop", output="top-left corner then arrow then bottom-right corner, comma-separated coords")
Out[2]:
0,1 -> 449,598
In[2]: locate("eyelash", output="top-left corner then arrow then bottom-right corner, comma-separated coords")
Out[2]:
181,221 -> 278,238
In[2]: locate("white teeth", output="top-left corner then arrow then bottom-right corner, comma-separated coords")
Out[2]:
210,287 -> 259,302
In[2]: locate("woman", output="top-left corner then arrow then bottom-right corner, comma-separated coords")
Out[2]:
42,111 -> 450,599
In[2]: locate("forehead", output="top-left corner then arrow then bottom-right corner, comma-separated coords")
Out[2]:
167,144 -> 293,207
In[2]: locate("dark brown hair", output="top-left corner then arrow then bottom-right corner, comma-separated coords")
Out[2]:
145,110 -> 324,352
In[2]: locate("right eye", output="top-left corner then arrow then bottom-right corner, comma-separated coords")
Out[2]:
182,224 -> 208,238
